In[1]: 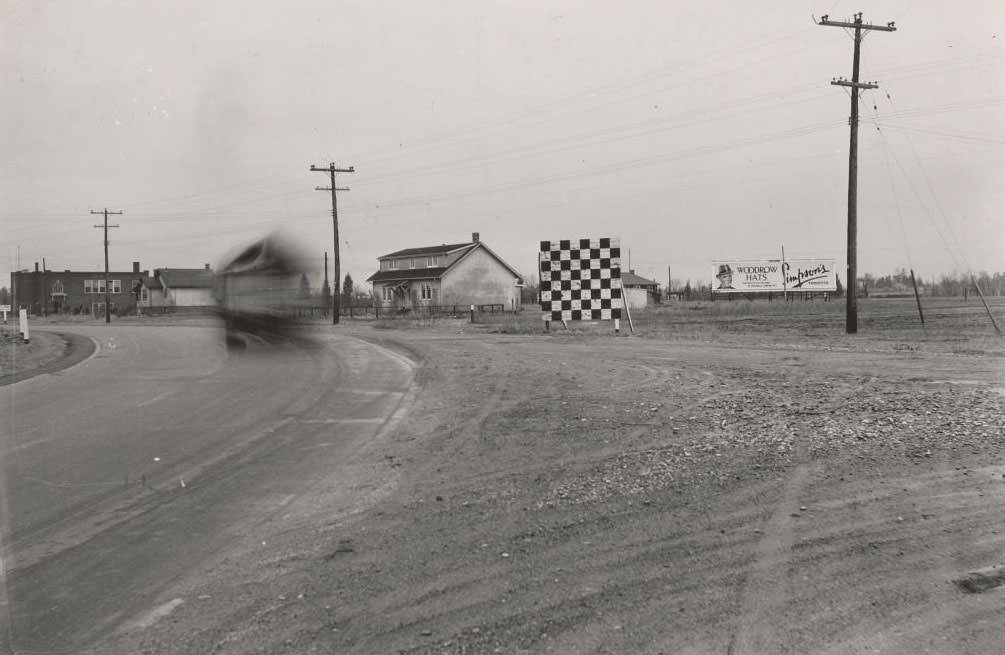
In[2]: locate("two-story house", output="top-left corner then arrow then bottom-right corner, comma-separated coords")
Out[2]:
367,233 -> 522,312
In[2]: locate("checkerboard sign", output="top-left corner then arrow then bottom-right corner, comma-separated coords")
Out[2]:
539,238 -> 623,321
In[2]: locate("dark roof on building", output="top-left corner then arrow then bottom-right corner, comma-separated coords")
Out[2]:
367,267 -> 450,284
380,242 -> 474,259
622,271 -> 658,287
367,237 -> 522,285
156,268 -> 215,289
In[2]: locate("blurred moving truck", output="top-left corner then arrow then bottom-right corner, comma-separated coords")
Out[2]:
214,235 -> 315,349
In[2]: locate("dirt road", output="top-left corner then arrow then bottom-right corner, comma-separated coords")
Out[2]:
90,323 -> 1004,654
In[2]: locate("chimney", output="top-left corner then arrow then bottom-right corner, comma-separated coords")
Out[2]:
204,263 -> 210,270
34,262 -> 39,272
472,232 -> 480,243
133,261 -> 140,273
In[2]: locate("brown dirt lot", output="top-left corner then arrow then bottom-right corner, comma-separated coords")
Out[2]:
37,300 -> 1005,653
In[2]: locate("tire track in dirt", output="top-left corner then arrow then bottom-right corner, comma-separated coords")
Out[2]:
728,461 -> 815,655
808,463 -> 1005,655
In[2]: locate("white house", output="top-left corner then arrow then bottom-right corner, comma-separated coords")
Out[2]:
367,233 -> 523,311
140,265 -> 215,310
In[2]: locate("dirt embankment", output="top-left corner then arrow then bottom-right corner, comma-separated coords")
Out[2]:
94,324 -> 1005,655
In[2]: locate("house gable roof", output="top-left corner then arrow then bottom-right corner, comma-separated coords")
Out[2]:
622,271 -> 658,287
140,276 -> 163,291
156,268 -> 215,289
366,240 -> 522,284
380,242 -> 474,259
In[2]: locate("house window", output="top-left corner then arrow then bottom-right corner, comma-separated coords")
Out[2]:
426,256 -> 438,267
410,258 -> 416,269
84,279 -> 108,294
382,286 -> 394,301
421,283 -> 433,300
141,287 -> 149,302
84,280 -> 94,294
388,259 -> 398,270
109,280 -> 122,294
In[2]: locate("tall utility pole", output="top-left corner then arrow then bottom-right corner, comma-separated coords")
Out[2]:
92,208 -> 122,324
310,163 -> 354,324
819,13 -> 896,334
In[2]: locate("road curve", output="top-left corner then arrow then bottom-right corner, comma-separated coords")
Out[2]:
0,324 -> 416,654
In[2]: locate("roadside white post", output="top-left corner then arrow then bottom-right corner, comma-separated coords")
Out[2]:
19,308 -> 29,342
0,304 -> 10,323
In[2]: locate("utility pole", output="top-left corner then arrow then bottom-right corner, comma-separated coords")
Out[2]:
92,208 -> 122,324
323,250 -> 331,318
310,163 -> 354,324
819,12 -> 896,334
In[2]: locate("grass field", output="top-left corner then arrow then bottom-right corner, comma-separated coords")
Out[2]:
466,296 -> 1005,356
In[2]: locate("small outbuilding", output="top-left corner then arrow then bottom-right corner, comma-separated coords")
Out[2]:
621,270 -> 661,309
140,265 -> 215,311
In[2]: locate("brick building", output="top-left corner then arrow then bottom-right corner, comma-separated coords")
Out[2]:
11,262 -> 148,317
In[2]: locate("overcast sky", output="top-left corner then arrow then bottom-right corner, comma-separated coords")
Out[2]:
2,0 -> 1003,289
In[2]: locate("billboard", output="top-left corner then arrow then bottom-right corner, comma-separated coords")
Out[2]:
712,259 -> 836,293
712,261 -> 783,293
783,259 -> 836,291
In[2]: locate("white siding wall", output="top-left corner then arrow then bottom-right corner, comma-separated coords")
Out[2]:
168,288 -> 215,306
624,287 -> 649,311
440,247 -> 521,309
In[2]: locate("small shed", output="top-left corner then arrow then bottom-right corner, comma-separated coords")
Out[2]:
621,270 -> 660,309
141,265 -> 215,310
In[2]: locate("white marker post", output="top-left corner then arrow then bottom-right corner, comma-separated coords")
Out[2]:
0,304 -> 10,324
19,308 -> 29,343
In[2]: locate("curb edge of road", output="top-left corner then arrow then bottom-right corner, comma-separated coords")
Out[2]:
1,331 -> 97,387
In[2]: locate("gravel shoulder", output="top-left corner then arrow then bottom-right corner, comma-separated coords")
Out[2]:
87,321 -> 1005,655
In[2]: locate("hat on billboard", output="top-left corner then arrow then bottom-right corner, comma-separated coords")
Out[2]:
716,264 -> 732,278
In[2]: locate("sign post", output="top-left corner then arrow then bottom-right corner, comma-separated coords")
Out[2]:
19,308 -> 29,342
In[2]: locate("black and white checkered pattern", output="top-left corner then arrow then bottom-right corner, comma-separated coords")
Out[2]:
539,238 -> 623,321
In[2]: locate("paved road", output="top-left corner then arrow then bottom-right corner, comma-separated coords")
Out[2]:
0,324 -> 415,654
